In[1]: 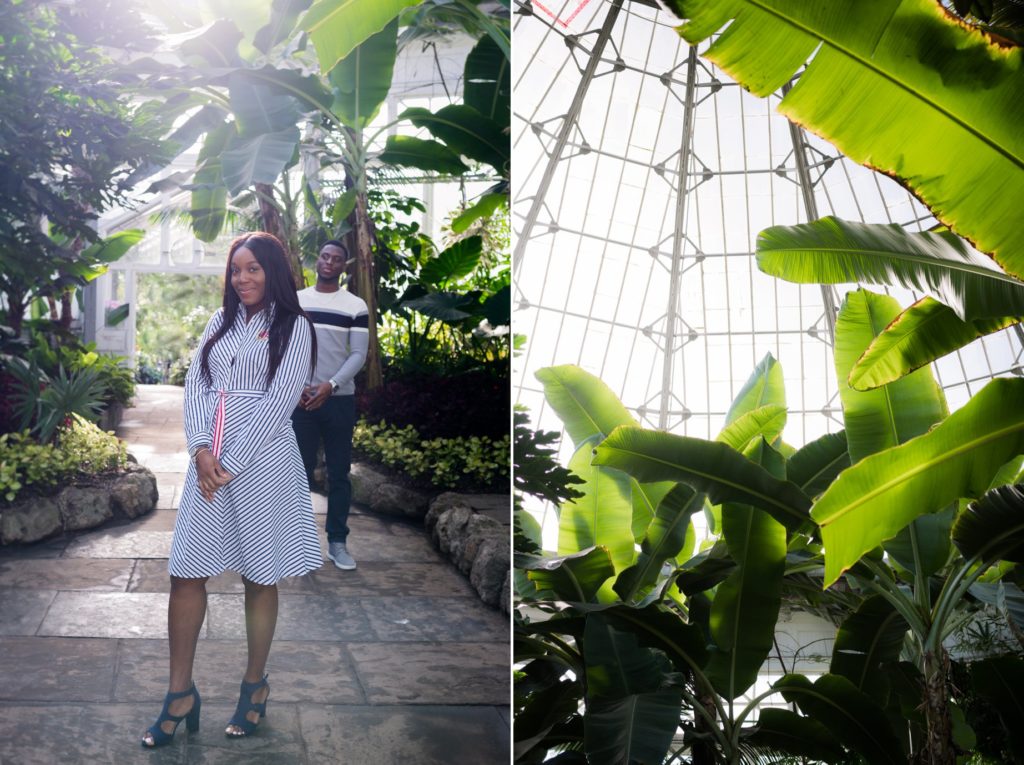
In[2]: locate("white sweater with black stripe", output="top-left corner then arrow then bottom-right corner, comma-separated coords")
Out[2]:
297,285 -> 369,396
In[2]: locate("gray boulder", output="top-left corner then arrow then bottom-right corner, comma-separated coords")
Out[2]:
58,485 -> 113,531
350,462 -> 390,505
0,495 -> 62,544
110,467 -> 158,519
470,538 -> 510,609
369,483 -> 430,521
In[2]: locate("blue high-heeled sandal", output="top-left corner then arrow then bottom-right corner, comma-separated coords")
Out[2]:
225,674 -> 269,737
141,683 -> 201,748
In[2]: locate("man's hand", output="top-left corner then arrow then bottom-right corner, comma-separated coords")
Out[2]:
196,450 -> 233,502
301,382 -> 333,411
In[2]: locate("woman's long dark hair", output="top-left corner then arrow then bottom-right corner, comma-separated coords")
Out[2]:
199,232 -> 317,388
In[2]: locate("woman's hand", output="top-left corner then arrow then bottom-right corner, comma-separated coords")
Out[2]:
301,382 -> 332,411
195,450 -> 233,502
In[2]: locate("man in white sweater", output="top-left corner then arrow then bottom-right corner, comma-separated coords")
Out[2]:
291,240 -> 369,570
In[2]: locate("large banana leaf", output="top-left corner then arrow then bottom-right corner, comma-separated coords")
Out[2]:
228,71 -> 302,137
377,136 -> 470,175
299,0 -> 419,74
757,217 -> 1024,322
558,437 -> 635,576
724,352 -> 785,426
813,378 -> 1024,586
402,104 -> 510,176
836,290 -> 951,579
775,673 -> 904,764
829,595 -> 908,703
744,708 -> 846,764
705,486 -> 787,698
464,33 -> 509,127
849,297 -> 1020,390
519,547 -> 616,603
189,125 -> 231,242
582,615 -> 682,765
537,365 -> 673,540
220,126 -> 300,195
593,427 -> 812,532
952,483 -> 1024,564
602,603 -> 709,675
613,484 -> 702,602
328,18 -> 397,128
786,430 -> 849,499
834,290 -> 947,464
536,365 -> 635,448
665,0 -> 1024,280
716,404 -> 787,452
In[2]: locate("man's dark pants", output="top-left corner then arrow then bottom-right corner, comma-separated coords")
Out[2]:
291,395 -> 355,544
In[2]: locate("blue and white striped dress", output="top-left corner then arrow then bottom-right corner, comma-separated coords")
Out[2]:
169,306 -> 322,585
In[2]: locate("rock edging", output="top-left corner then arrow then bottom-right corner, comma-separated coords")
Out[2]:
0,462 -> 158,545
350,463 -> 509,613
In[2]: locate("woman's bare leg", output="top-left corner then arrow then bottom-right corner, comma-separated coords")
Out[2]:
225,577 -> 277,734
141,575 -> 208,745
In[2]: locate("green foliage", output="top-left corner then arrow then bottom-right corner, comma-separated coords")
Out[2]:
135,275 -> 222,383
353,419 -> 508,491
6,361 -> 108,444
516,299 -> 1024,763
371,191 -> 510,376
512,408 -> 583,509
0,0 -> 167,333
0,416 -> 127,503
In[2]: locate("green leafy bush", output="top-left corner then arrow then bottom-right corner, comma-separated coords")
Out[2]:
353,419 -> 509,491
0,415 -> 127,503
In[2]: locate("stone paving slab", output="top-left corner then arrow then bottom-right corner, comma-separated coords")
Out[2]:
0,589 -> 57,635
0,536 -> 69,559
298,704 -> 510,765
0,557 -> 134,591
359,596 -> 509,642
0,703 -> 187,764
347,642 -> 508,705
0,637 -> 116,702
128,509 -> 181,532
309,561 -> 477,598
64,528 -> 174,559
37,591 -> 176,639
205,594 -> 375,642
115,640 -> 365,705
183,702 -> 305,765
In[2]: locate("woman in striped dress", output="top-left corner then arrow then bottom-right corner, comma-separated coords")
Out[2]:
142,232 -> 322,747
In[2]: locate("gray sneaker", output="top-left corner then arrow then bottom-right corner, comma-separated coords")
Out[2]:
327,542 -> 356,570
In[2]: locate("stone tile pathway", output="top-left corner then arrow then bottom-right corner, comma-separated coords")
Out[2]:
0,384 -> 510,764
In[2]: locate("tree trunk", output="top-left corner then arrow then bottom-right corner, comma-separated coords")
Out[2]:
350,190 -> 382,390
255,182 -> 304,289
691,692 -> 718,765
59,291 -> 73,330
922,648 -> 955,765
7,289 -> 26,335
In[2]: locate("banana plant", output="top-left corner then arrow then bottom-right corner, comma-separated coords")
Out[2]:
756,216 -> 1024,389
661,0 -> 1024,282
517,359 -> 880,764
515,289 -> 1024,764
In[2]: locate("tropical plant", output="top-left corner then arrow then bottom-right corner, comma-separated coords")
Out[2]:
660,2 -> 1024,396
662,0 -> 1024,281
5,360 -> 108,444
514,288 -> 1024,764
0,416 -> 128,503
0,0 -> 166,334
134,0 -> 509,389
756,216 -> 1024,390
